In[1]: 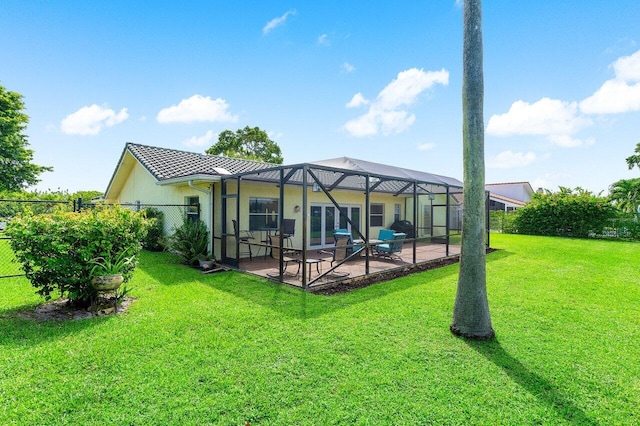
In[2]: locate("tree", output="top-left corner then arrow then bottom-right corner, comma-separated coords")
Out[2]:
609,178 -> 640,214
0,85 -> 52,191
205,126 -> 284,164
625,142 -> 640,171
451,0 -> 494,339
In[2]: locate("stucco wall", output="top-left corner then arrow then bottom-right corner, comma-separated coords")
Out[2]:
110,161 -> 214,251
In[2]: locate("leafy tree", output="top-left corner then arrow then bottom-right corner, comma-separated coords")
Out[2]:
625,142 -> 640,171
609,178 -> 640,214
0,85 -> 52,191
205,126 -> 284,164
451,0 -> 494,339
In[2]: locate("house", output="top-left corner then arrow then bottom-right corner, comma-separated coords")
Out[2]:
485,182 -> 534,211
105,143 -> 464,288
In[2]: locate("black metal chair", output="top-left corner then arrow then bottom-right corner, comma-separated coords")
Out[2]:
232,220 -> 254,260
276,218 -> 296,247
267,235 -> 300,276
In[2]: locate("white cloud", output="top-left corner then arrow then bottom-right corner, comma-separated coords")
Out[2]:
318,34 -> 329,46
487,98 -> 590,136
60,104 -> 129,135
612,49 -> 640,82
343,113 -> 378,137
346,93 -> 369,108
157,95 -> 238,124
263,10 -> 296,35
487,97 -> 592,147
417,142 -> 436,151
579,79 -> 640,114
343,68 -> 449,137
487,150 -> 537,169
343,62 -> 355,73
579,49 -> 640,114
182,130 -> 215,147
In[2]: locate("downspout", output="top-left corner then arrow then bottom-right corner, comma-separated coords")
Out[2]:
189,180 -> 213,255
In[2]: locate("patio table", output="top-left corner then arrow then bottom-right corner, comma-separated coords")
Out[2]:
353,238 -> 383,255
300,258 -> 325,278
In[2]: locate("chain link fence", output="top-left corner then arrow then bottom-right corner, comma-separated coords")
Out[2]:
0,199 -> 195,278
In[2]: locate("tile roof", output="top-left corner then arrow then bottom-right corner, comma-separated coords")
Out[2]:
108,143 -> 463,196
489,193 -> 526,206
125,143 -> 276,181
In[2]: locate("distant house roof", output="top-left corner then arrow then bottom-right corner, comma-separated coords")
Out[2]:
105,143 -> 463,198
485,181 -> 534,203
490,193 -> 526,207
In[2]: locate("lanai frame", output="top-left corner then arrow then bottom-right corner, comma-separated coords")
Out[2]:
219,161 -> 471,289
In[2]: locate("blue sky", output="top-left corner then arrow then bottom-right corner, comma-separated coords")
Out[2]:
2,1 -> 640,194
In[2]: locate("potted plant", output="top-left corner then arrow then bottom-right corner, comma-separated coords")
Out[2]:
197,255 -> 216,271
89,250 -> 135,291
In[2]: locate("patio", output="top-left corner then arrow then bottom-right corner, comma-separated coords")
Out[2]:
234,239 -> 462,290
218,157 -> 475,289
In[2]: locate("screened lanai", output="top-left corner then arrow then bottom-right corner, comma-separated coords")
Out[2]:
219,157 -> 465,290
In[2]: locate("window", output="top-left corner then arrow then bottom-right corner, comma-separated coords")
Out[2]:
394,204 -> 401,222
370,203 -> 384,227
185,196 -> 200,222
249,197 -> 279,230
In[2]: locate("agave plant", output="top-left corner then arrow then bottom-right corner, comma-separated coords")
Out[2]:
90,250 -> 135,278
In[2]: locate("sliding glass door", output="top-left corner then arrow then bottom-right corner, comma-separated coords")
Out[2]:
310,204 -> 361,248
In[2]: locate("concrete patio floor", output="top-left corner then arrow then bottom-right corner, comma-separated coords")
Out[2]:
232,241 -> 462,290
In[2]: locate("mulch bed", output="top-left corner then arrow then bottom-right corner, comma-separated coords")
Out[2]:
17,296 -> 135,322
311,248 -> 497,295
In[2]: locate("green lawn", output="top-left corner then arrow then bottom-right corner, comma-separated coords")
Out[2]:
1,234 -> 638,425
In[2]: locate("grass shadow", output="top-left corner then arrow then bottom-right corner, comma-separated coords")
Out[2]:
467,338 -> 596,426
208,260 -> 462,319
0,303 -> 112,348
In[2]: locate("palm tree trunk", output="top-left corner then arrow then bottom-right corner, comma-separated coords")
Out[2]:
451,0 -> 494,339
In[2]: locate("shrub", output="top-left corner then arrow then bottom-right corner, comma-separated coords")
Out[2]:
7,206 -> 150,304
489,210 -> 518,233
168,218 -> 210,266
142,207 -> 165,251
513,187 -> 616,238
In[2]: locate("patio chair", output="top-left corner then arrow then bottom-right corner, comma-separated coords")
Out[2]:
333,230 -> 353,254
0,221 -> 6,232
276,218 -> 295,247
315,235 -> 351,279
377,229 -> 396,242
232,220 -> 254,260
373,232 -> 406,260
268,236 -> 301,276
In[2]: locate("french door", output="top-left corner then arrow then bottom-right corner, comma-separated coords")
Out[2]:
310,204 -> 360,248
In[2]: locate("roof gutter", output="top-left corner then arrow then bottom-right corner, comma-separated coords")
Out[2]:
157,174 -> 221,186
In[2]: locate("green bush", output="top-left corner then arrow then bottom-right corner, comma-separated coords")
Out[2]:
168,218 -> 210,266
513,188 -> 616,238
489,210 -> 518,233
142,207 -> 165,251
7,206 -> 150,304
